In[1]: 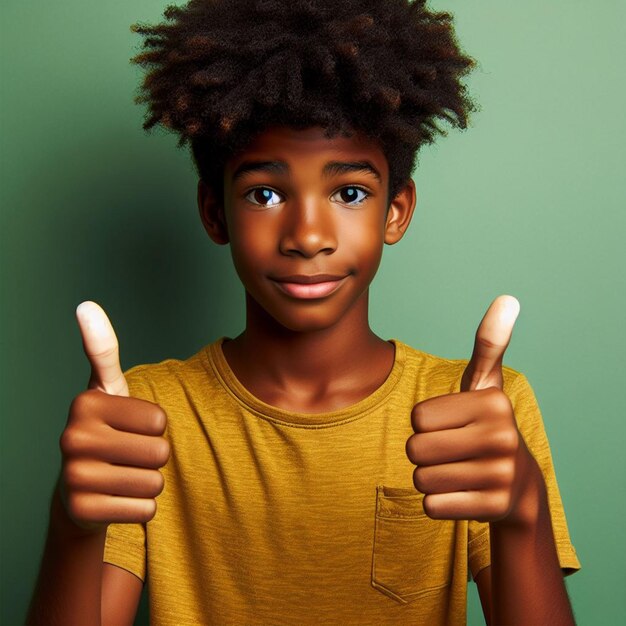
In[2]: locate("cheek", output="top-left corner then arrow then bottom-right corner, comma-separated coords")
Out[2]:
229,240 -> 266,285
228,213 -> 272,266
339,215 -> 386,272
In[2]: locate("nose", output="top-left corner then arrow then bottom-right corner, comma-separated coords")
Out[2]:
278,199 -> 337,258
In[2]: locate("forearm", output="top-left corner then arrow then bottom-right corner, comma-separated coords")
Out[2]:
26,480 -> 105,626
488,461 -> 575,625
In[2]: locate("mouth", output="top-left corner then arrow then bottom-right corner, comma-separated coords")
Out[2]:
269,274 -> 348,299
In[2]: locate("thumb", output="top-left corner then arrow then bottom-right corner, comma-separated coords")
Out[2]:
460,294 -> 520,392
76,301 -> 129,396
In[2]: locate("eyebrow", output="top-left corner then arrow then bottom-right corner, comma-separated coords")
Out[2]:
231,160 -> 382,184
231,161 -> 287,183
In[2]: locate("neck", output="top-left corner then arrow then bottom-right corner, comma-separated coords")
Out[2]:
222,290 -> 392,403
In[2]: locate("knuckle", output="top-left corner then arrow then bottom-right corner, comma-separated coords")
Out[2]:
63,459 -> 87,490
411,403 -> 426,431
476,334 -> 499,351
158,438 -> 171,464
150,405 -> 168,434
95,343 -> 119,361
413,466 -> 426,492
68,389 -> 100,421
489,388 -> 513,416
405,434 -> 421,464
487,426 -> 519,455
139,499 -> 157,523
59,426 -> 87,457
496,458 -> 516,486
68,393 -> 89,423
498,427 -> 520,454
59,428 -> 73,456
66,492 -> 90,522
413,467 -> 424,493
148,438 -> 170,468
405,435 -> 413,461
492,491 -> 512,518
149,471 -> 165,496
422,495 -> 439,519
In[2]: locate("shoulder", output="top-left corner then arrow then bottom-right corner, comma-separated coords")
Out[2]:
121,339 -> 221,401
393,339 -> 528,397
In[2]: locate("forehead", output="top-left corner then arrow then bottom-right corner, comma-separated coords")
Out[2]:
225,126 -> 389,180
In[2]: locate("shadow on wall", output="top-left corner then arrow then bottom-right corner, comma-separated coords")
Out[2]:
6,132 -> 242,625
47,133 -> 244,364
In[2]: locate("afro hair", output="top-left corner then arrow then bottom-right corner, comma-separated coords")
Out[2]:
131,0 -> 476,204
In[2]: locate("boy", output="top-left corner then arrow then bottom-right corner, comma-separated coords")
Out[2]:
27,1 -> 580,624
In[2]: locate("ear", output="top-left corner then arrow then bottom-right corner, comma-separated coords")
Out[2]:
384,178 -> 417,245
198,179 -> 229,245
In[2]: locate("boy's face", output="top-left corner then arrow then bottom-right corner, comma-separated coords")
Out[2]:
200,125 -> 415,333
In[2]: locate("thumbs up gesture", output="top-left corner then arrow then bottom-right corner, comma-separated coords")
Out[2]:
58,302 -> 170,533
405,295 -> 541,526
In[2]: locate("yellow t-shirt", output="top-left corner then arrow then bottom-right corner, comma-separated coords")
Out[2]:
104,338 -> 580,625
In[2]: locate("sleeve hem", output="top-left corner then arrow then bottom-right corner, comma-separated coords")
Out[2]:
468,532 -> 581,581
555,541 -> 582,576
468,528 -> 491,581
102,558 -> 146,584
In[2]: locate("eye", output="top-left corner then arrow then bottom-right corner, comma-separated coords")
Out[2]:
331,186 -> 370,206
245,187 -> 283,207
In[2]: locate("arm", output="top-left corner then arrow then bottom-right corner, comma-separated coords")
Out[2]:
406,297 -> 578,625
26,484 -> 142,626
102,564 -> 143,626
474,566 -> 493,625
28,302 -> 168,626
475,460 -> 575,626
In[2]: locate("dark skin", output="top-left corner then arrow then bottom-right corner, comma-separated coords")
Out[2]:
199,125 -> 413,413
27,125 -> 574,625
201,125 -> 575,624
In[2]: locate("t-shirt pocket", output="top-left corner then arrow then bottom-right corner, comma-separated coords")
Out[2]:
371,485 -> 455,605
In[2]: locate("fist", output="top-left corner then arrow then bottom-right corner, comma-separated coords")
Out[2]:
59,301 -> 170,533
405,295 -> 539,526
406,386 -> 527,523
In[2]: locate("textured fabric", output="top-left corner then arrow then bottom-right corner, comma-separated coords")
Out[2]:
103,338 -> 580,625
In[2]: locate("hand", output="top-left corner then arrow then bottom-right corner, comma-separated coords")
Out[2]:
58,301 -> 170,534
405,295 -> 541,527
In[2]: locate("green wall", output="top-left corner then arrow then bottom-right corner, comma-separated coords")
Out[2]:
2,1 -> 624,624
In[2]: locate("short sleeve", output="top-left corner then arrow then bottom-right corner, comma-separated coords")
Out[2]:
102,366 -> 155,583
468,371 -> 581,581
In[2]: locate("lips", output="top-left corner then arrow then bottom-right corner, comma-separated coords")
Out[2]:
270,274 -> 348,299
272,274 -> 345,284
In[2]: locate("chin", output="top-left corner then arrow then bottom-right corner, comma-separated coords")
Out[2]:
245,282 -> 369,334
251,294 -> 354,333
267,308 -> 347,334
